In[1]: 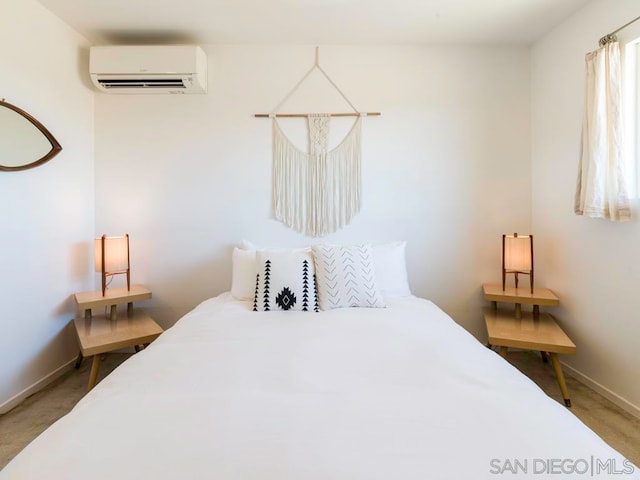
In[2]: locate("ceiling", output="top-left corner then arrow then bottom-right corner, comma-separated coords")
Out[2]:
35,0 -> 592,46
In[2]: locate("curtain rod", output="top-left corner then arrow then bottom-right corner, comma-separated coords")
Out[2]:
600,14 -> 640,46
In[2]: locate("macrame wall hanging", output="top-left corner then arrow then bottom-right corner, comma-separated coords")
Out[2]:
255,48 -> 380,237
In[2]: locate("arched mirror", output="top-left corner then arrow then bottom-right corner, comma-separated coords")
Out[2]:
0,99 -> 62,172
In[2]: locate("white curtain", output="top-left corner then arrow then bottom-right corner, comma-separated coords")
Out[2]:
574,41 -> 631,222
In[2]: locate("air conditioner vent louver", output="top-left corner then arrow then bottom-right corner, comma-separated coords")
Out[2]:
98,79 -> 187,89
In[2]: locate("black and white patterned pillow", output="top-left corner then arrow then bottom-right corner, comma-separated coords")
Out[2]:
253,250 -> 319,312
312,244 -> 386,310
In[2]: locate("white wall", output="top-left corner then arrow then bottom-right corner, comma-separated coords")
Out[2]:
95,45 -> 531,339
4,0 -> 638,422
531,0 -> 640,414
0,0 -> 94,411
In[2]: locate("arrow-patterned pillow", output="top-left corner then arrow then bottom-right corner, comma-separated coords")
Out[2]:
312,244 -> 386,310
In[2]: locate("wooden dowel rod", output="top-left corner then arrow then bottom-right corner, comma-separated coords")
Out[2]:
254,112 -> 381,118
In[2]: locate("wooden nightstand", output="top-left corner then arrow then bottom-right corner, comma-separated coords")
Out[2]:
482,284 -> 576,407
72,285 -> 163,391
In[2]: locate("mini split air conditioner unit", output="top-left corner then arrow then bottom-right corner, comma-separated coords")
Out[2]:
89,45 -> 207,94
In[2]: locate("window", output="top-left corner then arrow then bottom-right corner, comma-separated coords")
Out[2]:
621,26 -> 640,199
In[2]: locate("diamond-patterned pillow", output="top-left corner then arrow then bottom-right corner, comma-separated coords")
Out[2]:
253,250 -> 318,312
312,244 -> 386,310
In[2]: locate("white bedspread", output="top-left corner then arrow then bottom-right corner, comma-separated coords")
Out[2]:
2,294 -> 637,479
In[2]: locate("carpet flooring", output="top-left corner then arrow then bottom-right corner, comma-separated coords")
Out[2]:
1,350 -> 639,470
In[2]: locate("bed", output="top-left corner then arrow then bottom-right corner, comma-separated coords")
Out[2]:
2,291 -> 637,479
0,293 -> 640,480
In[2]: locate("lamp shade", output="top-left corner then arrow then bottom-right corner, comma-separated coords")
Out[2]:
504,235 -> 532,272
95,235 -> 129,274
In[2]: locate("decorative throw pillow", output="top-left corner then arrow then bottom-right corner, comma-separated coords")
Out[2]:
253,250 -> 318,312
312,244 -> 386,310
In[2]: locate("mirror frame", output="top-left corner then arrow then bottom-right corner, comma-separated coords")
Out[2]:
0,99 -> 62,172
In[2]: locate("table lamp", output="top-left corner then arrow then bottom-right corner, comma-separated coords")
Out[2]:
502,233 -> 533,293
95,234 -> 130,296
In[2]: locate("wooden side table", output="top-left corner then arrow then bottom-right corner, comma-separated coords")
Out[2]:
72,285 -> 163,391
482,284 -> 576,407
75,285 -> 152,321
483,283 -> 559,318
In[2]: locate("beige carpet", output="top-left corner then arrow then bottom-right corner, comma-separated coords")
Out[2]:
1,350 -> 639,470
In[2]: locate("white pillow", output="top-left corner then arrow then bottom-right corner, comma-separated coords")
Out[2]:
253,250 -> 318,312
372,241 -> 412,299
241,239 -> 310,253
241,239 -> 259,251
231,248 -> 256,300
231,241 -> 311,301
312,244 -> 386,310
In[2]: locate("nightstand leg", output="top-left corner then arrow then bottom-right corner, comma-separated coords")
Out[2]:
515,303 -> 522,319
499,346 -> 508,358
75,351 -> 83,369
88,355 -> 101,391
549,353 -> 571,407
540,351 -> 549,363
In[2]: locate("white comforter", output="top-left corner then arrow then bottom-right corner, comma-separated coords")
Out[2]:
2,294 -> 637,479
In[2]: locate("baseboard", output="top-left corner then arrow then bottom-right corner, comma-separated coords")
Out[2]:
561,361 -> 640,419
0,357 -> 77,414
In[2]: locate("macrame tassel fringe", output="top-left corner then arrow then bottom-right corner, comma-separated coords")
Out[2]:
273,122 -> 308,234
273,117 -> 362,237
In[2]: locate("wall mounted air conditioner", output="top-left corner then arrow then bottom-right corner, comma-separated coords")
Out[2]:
89,45 -> 207,94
